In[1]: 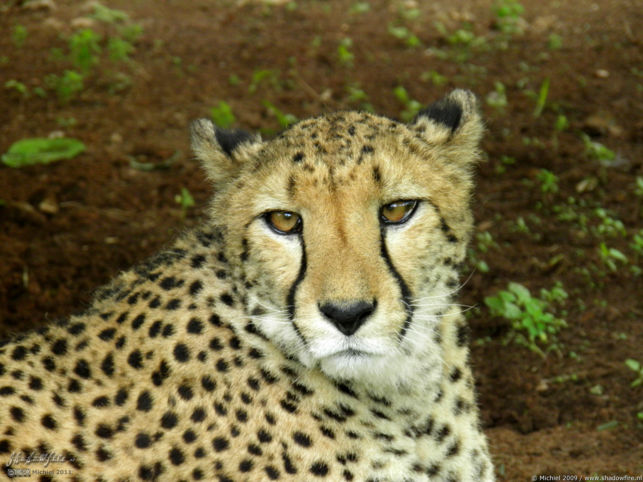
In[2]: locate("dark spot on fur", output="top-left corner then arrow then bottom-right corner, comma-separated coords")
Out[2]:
137,391 -> 153,412
74,359 -> 91,379
456,323 -> 469,347
41,414 -> 57,430
310,461 -> 329,476
293,431 -> 312,447
212,436 -> 229,452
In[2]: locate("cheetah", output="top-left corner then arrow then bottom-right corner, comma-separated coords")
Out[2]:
0,89 -> 494,481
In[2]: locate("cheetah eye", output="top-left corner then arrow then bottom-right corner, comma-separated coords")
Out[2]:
264,211 -> 302,235
380,200 -> 418,225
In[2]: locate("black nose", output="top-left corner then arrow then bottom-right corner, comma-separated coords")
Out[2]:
319,300 -> 377,336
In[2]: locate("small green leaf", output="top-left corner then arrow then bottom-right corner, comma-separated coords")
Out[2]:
262,101 -> 297,128
533,77 -> 550,117
91,4 -> 130,23
483,296 -> 505,313
210,101 -> 236,128
596,420 -> 619,431
625,359 -> 641,372
175,187 -> 195,210
508,282 -> 531,303
608,248 -> 628,263
503,302 -> 522,320
2,138 -> 86,168
589,384 -> 603,395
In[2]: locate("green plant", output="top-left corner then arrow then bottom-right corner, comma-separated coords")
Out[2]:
431,21 -> 487,61
349,2 -> 370,14
107,72 -> 132,94
536,169 -> 559,193
56,116 -> 78,128
598,242 -> 628,272
387,24 -> 421,48
592,208 -> 625,237
580,133 -> 616,164
547,33 -> 563,50
175,187 -> 195,218
4,80 -> 29,97
345,83 -> 368,103
486,81 -> 507,109
493,0 -> 525,35
393,86 -> 422,122
476,231 -> 497,253
552,196 -> 588,225
539,281 -> 568,304
485,282 -> 567,355
513,216 -> 529,234
631,230 -> 643,256
262,101 -> 297,128
310,36 -> 322,49
68,29 -> 102,73
345,83 -> 373,111
120,23 -> 144,43
625,359 -> 643,388
210,101 -> 236,128
45,70 -> 84,103
49,47 -> 66,62
107,37 -> 134,62
446,27 -> 477,46
634,176 -> 643,197
398,5 -> 420,21
597,420 -> 619,431
494,155 -> 516,174
228,74 -> 241,86
420,70 -> 447,86
12,24 -> 27,48
248,69 -> 280,93
337,38 -> 354,67
467,232 -> 497,274
533,77 -> 549,117
129,150 -> 180,171
91,3 -> 130,23
589,384 -> 604,395
551,114 -> 568,149
2,138 -> 85,168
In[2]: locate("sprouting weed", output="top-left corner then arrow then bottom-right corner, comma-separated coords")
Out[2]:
485,282 -> 567,356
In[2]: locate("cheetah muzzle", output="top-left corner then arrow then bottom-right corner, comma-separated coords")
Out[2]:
1,89 -> 494,481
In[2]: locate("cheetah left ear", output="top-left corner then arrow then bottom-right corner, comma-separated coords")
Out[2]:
412,89 -> 483,165
190,118 -> 262,190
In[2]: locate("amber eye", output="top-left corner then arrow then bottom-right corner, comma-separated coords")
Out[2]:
380,200 -> 418,225
265,211 -> 302,234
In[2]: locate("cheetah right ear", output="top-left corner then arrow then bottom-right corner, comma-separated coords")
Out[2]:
412,89 -> 483,167
190,118 -> 262,189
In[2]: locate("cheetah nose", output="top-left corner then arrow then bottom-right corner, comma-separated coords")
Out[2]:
318,300 -> 377,336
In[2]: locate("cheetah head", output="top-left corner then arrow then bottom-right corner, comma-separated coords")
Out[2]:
191,90 -> 483,391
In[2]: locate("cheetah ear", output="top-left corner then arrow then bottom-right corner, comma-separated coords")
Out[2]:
412,89 -> 483,164
190,118 -> 262,189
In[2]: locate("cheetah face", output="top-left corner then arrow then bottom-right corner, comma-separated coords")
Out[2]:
192,90 -> 483,390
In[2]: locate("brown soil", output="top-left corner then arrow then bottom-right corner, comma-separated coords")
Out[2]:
1,0 -> 641,479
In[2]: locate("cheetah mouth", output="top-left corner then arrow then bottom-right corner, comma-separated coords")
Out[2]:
323,348 -> 378,360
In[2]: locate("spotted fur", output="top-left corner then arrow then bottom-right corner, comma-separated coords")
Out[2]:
0,89 -> 493,481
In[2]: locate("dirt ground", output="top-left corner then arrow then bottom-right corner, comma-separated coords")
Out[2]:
1,0 -> 641,479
